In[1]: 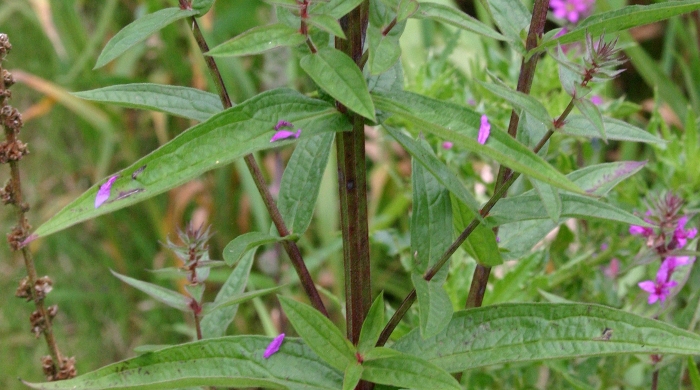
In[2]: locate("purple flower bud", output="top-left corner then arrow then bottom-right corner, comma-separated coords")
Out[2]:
95,175 -> 119,208
275,120 -> 294,131
478,115 -> 490,145
263,333 -> 285,358
442,141 -> 453,150
590,95 -> 603,105
270,129 -> 302,142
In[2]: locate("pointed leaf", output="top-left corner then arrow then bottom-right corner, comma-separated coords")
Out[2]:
451,195 -> 503,266
358,293 -> 385,354
276,132 -> 335,235
307,14 -> 346,39
397,0 -> 419,22
566,160 -> 646,196
480,0 -> 530,46
384,125 -> 480,219
223,231 -> 292,267
534,1 -> 700,53
372,90 -> 583,194
414,2 -> 507,41
301,47 -> 376,121
95,8 -> 198,69
203,284 -> 286,315
31,88 -> 350,240
343,363 -> 363,390
574,98 -> 606,141
191,0 -> 215,14
73,84 -> 224,122
561,115 -> 665,145
23,336 -> 343,390
110,270 -> 190,312
393,303 -> 700,373
362,347 -> 460,390
206,24 -> 306,57
279,295 -> 356,371
530,178 -> 562,223
412,273 -> 453,339
200,252 -> 254,338
480,80 -> 552,128
367,23 -> 403,76
310,0 -> 364,19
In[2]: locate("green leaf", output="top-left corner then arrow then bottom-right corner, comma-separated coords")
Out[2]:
276,132 -> 335,235
480,80 -> 552,128
94,8 -> 198,69
393,303 -> 700,373
23,336 -> 343,390
566,160 -> 646,196
534,1 -> 700,53
301,47 -> 376,121
480,0 -> 530,47
279,295 -> 356,371
223,231 -> 290,267
367,23 -> 404,76
31,88 -> 350,240
73,84 -> 224,122
307,14 -> 346,39
574,97 -> 606,141
372,90 -> 583,194
396,0 -> 419,22
486,193 -> 647,226
110,270 -> 191,312
191,0 -> 215,14
358,293 -> 385,354
561,115 -> 665,145
482,252 -> 542,306
688,356 -> 700,390
203,285 -> 286,315
451,195 -> 503,267
412,273 -> 453,339
414,2 -> 507,41
200,252 -> 254,338
343,363 -> 363,390
362,347 -> 460,390
310,0 -> 364,19
529,178 -> 562,223
206,23 -> 306,57
384,125 -> 480,218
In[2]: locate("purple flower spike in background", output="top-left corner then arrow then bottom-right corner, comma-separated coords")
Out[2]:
94,175 -> 119,208
263,333 -> 285,358
671,216 -> 697,248
442,141 -> 453,150
478,115 -> 490,145
638,270 -> 677,305
270,129 -> 302,142
551,0 -> 595,24
275,120 -> 294,131
590,95 -> 603,105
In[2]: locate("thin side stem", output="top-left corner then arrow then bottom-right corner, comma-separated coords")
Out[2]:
466,0 -> 551,309
188,17 -> 328,317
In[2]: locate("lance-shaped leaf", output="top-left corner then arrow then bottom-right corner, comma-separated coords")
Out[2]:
392,303 -> 700,373
397,0 -> 419,22
343,363 -> 363,390
192,0 -> 216,14
358,293 -> 385,354
30,88 -> 350,240
452,195 -> 503,267
566,160 -> 646,196
533,1 -> 700,53
203,285 -> 286,315
111,270 -> 191,312
480,80 -> 552,128
310,0 -> 364,19
529,178 -> 562,223
481,0 -> 530,46
206,23 -> 306,57
372,90 -> 582,194
279,295 -> 356,371
200,252 -> 254,338
73,84 -> 224,122
23,336 -> 343,390
95,8 -> 198,69
574,97 -> 606,141
414,2 -> 507,41
362,347 -> 460,390
412,273 -> 453,339
276,132 -> 335,235
486,193 -> 647,226
561,115 -> 665,145
300,47 -> 376,121
223,231 -> 294,267
307,14 -> 346,39
367,0 -> 405,76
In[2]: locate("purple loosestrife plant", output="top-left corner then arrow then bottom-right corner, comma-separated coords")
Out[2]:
551,0 -> 595,24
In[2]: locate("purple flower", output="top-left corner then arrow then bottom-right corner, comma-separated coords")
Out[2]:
478,115 -> 490,145
263,333 -> 285,358
95,175 -> 119,208
638,273 -> 677,305
270,129 -> 302,142
629,224 -> 653,237
671,216 -> 697,248
275,120 -> 294,131
661,256 -> 693,274
442,141 -> 453,150
551,0 -> 595,24
590,95 -> 603,105
603,258 -> 619,279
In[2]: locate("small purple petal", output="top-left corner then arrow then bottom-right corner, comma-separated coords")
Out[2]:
442,141 -> 453,150
637,280 -> 657,294
478,115 -> 490,145
590,95 -> 603,105
275,120 -> 294,131
263,333 -> 285,358
95,175 -> 119,208
270,129 -> 302,142
20,233 -> 38,248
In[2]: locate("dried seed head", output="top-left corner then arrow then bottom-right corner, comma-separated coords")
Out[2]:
30,309 -> 45,337
41,355 -> 55,380
55,356 -> 77,380
7,224 -> 26,251
0,33 -> 11,59
34,276 -> 53,300
1,106 -> 23,132
15,276 -> 32,300
47,304 -> 58,318
0,179 -> 14,205
0,139 -> 29,163
2,69 -> 13,87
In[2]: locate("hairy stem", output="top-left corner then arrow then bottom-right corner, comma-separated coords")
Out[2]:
188,17 -> 328,317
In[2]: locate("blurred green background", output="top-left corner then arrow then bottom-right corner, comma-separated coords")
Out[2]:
1,0 -> 700,389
